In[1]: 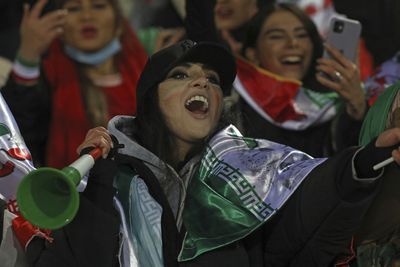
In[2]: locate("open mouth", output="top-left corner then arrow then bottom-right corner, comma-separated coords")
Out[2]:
281,55 -> 303,65
81,26 -> 98,38
215,7 -> 233,19
185,95 -> 209,115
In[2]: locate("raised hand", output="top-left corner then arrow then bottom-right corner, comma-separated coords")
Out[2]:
220,30 -> 243,57
18,0 -> 67,62
76,127 -> 113,159
316,44 -> 366,120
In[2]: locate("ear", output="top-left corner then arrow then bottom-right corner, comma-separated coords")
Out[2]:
244,47 -> 260,65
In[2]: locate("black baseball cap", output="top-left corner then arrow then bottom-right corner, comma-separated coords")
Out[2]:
136,40 -> 236,115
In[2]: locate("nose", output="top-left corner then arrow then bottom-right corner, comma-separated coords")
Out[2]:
287,35 -> 299,48
80,6 -> 94,20
190,76 -> 209,89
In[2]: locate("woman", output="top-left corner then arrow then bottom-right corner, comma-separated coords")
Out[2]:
2,0 -> 147,168
231,3 -> 367,157
13,39 -> 400,267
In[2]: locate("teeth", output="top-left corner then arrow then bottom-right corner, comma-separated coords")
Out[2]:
282,56 -> 301,63
186,95 -> 209,109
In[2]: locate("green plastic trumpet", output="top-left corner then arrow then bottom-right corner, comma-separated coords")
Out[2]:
16,148 -> 102,230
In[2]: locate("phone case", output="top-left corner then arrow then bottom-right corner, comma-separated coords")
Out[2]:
323,16 -> 362,62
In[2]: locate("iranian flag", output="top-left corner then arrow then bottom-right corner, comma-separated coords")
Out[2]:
0,94 -> 35,212
234,57 -> 340,130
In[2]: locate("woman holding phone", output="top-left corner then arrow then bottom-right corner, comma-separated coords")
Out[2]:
231,3 -> 367,157
185,2 -> 366,158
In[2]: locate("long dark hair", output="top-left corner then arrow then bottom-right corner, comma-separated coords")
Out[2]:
241,3 -> 324,90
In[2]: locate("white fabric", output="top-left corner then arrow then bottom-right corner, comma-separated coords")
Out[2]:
0,210 -> 28,267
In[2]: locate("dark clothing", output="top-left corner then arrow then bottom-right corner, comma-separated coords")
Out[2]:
237,98 -> 363,158
24,137 -> 388,267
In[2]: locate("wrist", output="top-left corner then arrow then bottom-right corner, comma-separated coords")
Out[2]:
16,48 -> 40,66
12,51 -> 40,85
346,100 -> 366,120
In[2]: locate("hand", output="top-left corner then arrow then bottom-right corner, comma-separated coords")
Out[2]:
76,127 -> 113,159
18,0 -> 67,62
220,30 -> 243,57
375,127 -> 400,165
154,27 -> 186,53
316,44 -> 366,120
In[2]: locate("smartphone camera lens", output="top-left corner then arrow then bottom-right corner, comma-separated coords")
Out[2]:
333,21 -> 344,33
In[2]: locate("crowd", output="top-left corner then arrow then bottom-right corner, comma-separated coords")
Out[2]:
0,0 -> 399,266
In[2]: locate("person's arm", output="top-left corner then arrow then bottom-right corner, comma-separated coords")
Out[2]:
184,0 -> 220,43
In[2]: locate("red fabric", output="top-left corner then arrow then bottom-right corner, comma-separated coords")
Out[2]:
236,57 -> 304,122
11,71 -> 39,84
43,22 -> 147,168
11,215 -> 52,249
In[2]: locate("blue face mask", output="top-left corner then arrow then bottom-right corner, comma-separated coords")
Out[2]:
64,38 -> 121,65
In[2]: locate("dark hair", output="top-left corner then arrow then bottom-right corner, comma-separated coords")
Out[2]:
241,3 -> 324,89
133,84 -> 176,166
134,78 -> 233,169
55,0 -> 123,27
132,40 -> 236,167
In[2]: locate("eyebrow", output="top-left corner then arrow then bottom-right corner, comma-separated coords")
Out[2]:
264,26 -> 307,35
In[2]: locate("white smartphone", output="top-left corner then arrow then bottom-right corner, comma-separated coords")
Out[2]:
323,16 -> 362,62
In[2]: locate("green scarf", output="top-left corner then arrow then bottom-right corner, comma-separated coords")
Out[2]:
359,82 -> 400,145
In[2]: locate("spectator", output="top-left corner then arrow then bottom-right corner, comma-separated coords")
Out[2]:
2,0 -> 148,168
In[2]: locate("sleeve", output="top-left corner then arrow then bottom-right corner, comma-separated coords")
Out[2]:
184,0 -> 221,43
262,147 -> 381,266
24,158 -> 121,267
332,108 -> 365,154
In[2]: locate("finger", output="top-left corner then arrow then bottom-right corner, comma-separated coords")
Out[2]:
77,135 -> 112,157
41,8 -> 68,26
317,57 -> 349,80
221,30 -> 242,55
324,43 -> 357,70
323,48 -> 359,82
316,72 -> 341,91
316,64 -> 345,85
392,149 -> 400,165
22,3 -> 30,24
77,127 -> 113,154
376,128 -> 400,147
44,27 -> 64,43
31,0 -> 48,19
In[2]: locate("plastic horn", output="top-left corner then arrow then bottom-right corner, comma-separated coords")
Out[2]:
16,148 -> 102,230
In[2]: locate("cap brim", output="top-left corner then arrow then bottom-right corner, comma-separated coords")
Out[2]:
172,42 -> 236,95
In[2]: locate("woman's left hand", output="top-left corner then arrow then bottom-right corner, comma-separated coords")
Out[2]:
316,44 -> 366,120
